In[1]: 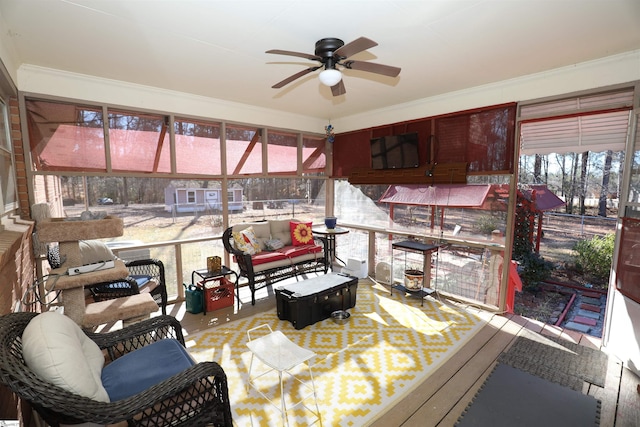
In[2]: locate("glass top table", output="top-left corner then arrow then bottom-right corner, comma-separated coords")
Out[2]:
312,226 -> 349,270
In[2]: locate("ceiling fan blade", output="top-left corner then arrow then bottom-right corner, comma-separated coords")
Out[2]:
344,60 -> 401,77
266,49 -> 321,61
272,66 -> 321,89
334,37 -> 378,59
331,80 -> 346,97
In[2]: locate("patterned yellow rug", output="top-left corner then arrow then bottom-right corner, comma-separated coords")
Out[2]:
186,282 -> 487,426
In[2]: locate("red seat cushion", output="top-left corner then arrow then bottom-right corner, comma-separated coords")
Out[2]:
250,251 -> 287,266
278,244 -> 322,258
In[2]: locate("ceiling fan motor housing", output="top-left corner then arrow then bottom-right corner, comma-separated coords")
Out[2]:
315,38 -> 345,68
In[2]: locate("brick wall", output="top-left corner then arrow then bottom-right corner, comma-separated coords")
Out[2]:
0,218 -> 35,422
0,96 -> 37,423
10,97 -> 31,220
32,174 -> 63,216
0,219 -> 34,314
2,96 -> 35,313
0,97 -> 36,310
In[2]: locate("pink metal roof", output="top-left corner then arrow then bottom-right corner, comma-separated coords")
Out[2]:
520,184 -> 566,211
379,184 -> 492,208
379,183 -> 565,212
37,126 -> 323,174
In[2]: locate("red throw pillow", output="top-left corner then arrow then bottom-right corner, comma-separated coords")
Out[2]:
290,221 -> 314,246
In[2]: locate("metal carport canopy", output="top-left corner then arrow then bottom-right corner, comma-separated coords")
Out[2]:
378,184 -> 492,207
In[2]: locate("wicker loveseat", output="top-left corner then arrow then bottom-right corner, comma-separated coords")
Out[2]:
223,219 -> 329,305
0,312 -> 232,427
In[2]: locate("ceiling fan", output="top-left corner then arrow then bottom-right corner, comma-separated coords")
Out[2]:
266,37 -> 401,96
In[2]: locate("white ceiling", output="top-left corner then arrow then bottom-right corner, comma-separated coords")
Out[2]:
1,0 -> 639,121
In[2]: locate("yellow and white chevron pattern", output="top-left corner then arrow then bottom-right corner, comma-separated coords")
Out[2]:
187,283 -> 486,426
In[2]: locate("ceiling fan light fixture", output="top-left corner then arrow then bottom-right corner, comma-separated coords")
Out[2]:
318,69 -> 342,87
267,37 -> 398,96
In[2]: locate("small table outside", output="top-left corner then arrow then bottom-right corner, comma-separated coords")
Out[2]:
312,225 -> 349,270
192,266 -> 239,313
390,240 -> 440,306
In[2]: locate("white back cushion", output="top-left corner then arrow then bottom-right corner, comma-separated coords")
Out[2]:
22,312 -> 109,402
232,222 -> 270,250
79,240 -> 116,264
270,219 -> 297,246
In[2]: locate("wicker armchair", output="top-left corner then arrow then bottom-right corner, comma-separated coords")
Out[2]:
0,312 -> 233,427
87,258 -> 168,314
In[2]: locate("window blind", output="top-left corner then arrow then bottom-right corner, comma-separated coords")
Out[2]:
519,89 -> 633,155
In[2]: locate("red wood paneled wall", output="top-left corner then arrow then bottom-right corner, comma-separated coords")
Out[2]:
332,103 -> 517,178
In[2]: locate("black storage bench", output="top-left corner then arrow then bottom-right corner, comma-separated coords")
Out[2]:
275,273 -> 358,329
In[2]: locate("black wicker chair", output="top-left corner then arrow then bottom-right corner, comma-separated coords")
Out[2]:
87,258 -> 168,315
0,312 -> 233,427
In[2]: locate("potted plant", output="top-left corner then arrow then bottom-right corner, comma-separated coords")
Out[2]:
404,267 -> 424,291
324,216 -> 337,229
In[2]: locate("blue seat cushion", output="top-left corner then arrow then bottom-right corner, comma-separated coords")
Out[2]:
130,274 -> 152,288
101,339 -> 194,401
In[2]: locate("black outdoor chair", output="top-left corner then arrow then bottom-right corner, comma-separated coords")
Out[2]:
0,312 -> 232,427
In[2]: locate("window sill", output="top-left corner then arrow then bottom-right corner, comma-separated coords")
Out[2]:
0,215 -> 34,272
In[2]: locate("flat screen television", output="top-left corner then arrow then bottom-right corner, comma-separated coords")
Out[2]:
370,132 -> 420,169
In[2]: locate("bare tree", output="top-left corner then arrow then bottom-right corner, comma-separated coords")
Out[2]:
617,151 -> 625,200
555,153 -> 568,198
533,154 -> 542,183
567,153 -> 579,214
122,177 -> 129,207
518,156 -> 529,183
579,151 -> 589,215
598,150 -> 613,217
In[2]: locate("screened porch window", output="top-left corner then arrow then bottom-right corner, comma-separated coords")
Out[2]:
0,98 -> 16,214
302,136 -> 326,176
25,100 -> 106,172
267,131 -> 298,174
174,119 -> 221,174
108,110 -> 171,173
627,113 -> 640,208
226,126 -> 262,175
617,115 -> 640,304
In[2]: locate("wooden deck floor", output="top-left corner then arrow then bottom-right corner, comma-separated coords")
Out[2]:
169,280 -> 640,427
371,310 -> 639,427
